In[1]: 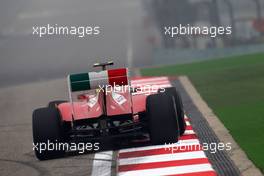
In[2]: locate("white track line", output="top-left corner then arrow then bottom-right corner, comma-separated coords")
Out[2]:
132,81 -> 171,86
119,151 -> 206,165
119,139 -> 200,153
133,83 -> 171,88
118,163 -> 214,176
131,77 -> 170,84
186,121 -> 191,126
91,151 -> 113,176
116,77 -> 217,176
91,77 -> 186,175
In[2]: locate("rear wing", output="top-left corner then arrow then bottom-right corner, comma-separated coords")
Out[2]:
67,68 -> 130,107
68,68 -> 129,92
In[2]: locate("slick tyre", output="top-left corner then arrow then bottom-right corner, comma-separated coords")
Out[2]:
32,107 -> 65,160
159,87 -> 186,135
48,100 -> 67,108
147,92 -> 180,144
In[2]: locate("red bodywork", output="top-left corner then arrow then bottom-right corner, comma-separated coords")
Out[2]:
58,87 -> 148,122
58,67 -> 162,122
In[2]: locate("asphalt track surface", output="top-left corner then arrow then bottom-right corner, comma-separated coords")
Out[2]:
0,76 -> 241,176
0,1 -> 241,175
0,76 -> 198,176
0,78 -> 94,176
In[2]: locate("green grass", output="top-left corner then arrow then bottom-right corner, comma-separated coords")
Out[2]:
142,53 -> 264,172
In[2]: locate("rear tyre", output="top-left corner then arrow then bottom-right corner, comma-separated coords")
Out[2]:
146,92 -> 180,144
48,100 -> 71,138
32,107 -> 66,160
159,87 -> 186,135
48,100 -> 67,108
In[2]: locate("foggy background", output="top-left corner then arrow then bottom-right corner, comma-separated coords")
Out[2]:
1,0 -> 264,87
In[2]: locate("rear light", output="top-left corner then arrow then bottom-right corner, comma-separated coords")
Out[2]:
77,94 -> 88,100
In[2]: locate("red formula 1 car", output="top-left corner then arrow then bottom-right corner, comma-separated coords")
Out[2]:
32,61 -> 186,160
